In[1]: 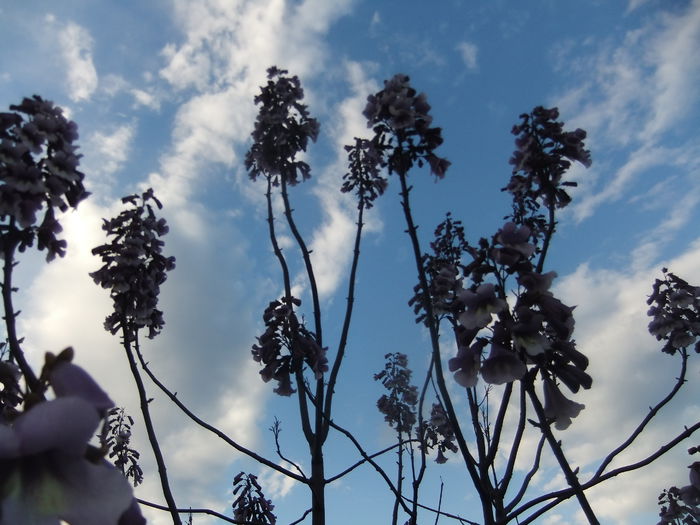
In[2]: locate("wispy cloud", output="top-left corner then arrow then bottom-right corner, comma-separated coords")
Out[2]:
550,238 -> 700,522
83,124 -> 135,195
552,1 -> 700,278
456,41 -> 478,71
58,21 -> 98,101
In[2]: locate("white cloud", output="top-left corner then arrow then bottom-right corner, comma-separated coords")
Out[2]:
257,462 -> 298,499
83,124 -> 135,195
456,41 -> 478,70
131,88 -> 161,110
58,22 -> 98,102
641,2 -> 700,141
547,238 -> 700,523
304,61 -> 381,300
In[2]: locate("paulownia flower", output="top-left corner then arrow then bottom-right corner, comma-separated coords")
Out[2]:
448,339 -> 486,388
543,376 -> 585,430
457,283 -> 506,330
0,359 -> 144,525
480,342 -> 527,385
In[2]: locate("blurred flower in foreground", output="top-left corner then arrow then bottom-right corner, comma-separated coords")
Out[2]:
0,350 -> 144,525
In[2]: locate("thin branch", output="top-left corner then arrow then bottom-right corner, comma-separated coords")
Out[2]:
396,171 -> 491,521
271,417 -> 307,480
405,497 -> 480,525
290,508 -> 313,525
433,479 -> 444,525
265,176 -> 292,298
124,328 -> 181,525
134,345 -> 305,482
2,236 -> 41,394
323,202 -> 365,438
499,379 -> 528,496
505,433 -> 545,513
593,350 -> 688,478
279,177 -> 322,346
535,203 -> 556,274
137,499 -> 270,525
486,382 -> 513,467
524,379 -> 599,524
466,388 -> 487,473
325,434 -> 412,484
326,417 -> 412,515
264,176 -> 313,445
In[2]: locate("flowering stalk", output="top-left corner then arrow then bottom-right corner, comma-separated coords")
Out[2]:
91,189 -> 180,524
1,96 -> 89,396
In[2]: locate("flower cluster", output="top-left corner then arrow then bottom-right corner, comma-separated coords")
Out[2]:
0,348 -> 144,524
341,137 -> 387,209
409,214 -> 469,325
421,403 -> 458,464
232,472 -> 276,524
100,407 -> 143,487
251,296 -> 328,396
374,352 -> 418,433
658,446 -> 700,524
647,269 -> 700,355
246,67 -> 320,186
0,96 -> 89,260
0,358 -> 22,419
505,106 -> 590,227
363,74 -> 450,178
430,107 -> 593,430
90,188 -> 175,341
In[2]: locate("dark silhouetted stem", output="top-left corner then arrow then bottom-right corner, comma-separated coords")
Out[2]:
323,202 -> 365,439
123,327 -> 181,525
134,343 -> 305,481
1,236 -> 41,395
524,380 -> 598,524
396,169 -> 493,525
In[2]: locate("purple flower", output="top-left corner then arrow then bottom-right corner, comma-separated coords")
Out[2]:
448,339 -> 486,388
0,357 -> 144,525
679,485 -> 700,506
0,401 -> 144,525
480,343 -> 527,385
511,306 -> 548,356
690,462 -> 700,490
457,283 -> 507,330
518,271 -> 557,295
543,377 -> 585,430
492,222 -> 535,267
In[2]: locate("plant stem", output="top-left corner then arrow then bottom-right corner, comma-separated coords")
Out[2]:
122,326 -> 181,525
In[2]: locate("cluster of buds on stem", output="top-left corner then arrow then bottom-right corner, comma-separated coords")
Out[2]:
90,189 -> 175,341
0,96 -> 89,260
252,296 -> 328,396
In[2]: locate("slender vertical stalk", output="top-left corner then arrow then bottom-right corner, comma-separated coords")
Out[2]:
524,379 -> 599,524
396,170 -> 494,525
278,178 -> 327,525
1,235 -> 41,395
322,202 -> 365,438
122,326 -> 181,525
392,427 -> 404,525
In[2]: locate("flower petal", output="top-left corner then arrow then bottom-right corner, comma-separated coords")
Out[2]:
1,456 -> 136,525
50,362 -> 114,413
15,398 -> 100,456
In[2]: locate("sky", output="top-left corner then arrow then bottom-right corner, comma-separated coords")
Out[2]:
1,0 -> 700,524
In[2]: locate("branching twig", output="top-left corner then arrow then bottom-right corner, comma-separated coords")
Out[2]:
593,350 -> 688,478
125,328 -> 181,525
134,345 -> 305,482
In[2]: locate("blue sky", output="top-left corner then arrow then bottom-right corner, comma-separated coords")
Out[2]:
2,1 -> 700,524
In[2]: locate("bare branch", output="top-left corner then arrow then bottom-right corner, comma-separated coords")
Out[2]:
134,346 -> 306,483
